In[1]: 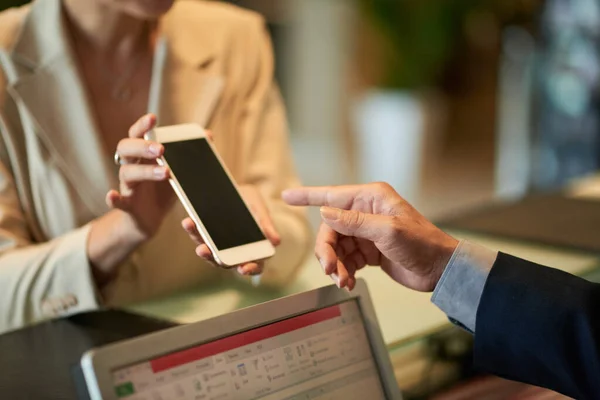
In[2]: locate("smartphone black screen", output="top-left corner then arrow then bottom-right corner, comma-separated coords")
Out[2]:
163,138 -> 266,250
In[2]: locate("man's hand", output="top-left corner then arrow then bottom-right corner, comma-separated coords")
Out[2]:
282,182 -> 458,292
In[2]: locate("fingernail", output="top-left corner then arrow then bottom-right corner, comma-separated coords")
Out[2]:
269,229 -> 281,245
149,143 -> 162,156
320,207 -> 339,221
153,167 -> 166,178
331,273 -> 340,288
251,275 -> 262,287
318,257 -> 326,272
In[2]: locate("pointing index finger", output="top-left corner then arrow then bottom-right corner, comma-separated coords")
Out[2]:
282,185 -> 362,209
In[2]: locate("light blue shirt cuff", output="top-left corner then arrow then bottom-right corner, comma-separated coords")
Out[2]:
431,240 -> 498,332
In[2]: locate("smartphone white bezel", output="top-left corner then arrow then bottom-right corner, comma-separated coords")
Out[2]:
146,124 -> 274,267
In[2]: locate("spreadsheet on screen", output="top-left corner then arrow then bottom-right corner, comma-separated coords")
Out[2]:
112,300 -> 386,400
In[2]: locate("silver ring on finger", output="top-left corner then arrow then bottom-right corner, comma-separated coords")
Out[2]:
113,151 -> 124,166
114,151 -> 141,166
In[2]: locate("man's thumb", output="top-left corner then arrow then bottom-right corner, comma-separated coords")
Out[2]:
320,206 -> 389,241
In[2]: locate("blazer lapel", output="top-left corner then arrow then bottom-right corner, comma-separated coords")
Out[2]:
155,56 -> 224,128
7,0 -> 113,215
153,15 -> 225,128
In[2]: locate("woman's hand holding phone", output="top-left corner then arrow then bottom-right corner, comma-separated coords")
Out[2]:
181,185 -> 281,276
106,114 -> 175,240
102,114 -> 276,280
89,114 -> 174,287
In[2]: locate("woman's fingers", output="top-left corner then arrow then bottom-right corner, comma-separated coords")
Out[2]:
129,114 -> 157,139
106,190 -> 125,210
195,244 -> 214,260
117,114 -> 160,164
182,218 -> 205,245
182,219 -> 216,262
116,138 -> 163,163
195,243 -> 264,276
240,186 -> 281,246
259,213 -> 280,246
237,263 -> 264,276
119,113 -> 160,163
119,165 -> 169,192
182,217 -> 265,276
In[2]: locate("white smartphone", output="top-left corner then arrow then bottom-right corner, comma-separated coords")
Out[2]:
147,124 -> 275,267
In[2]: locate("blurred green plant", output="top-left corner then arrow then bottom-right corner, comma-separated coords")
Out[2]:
360,0 -> 538,90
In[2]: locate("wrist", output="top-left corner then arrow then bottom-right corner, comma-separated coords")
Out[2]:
114,210 -> 150,247
429,234 -> 460,291
88,210 -> 146,287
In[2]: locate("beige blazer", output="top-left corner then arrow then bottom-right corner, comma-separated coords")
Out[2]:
0,0 -> 311,333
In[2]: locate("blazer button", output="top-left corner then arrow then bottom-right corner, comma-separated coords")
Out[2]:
56,294 -> 78,314
41,294 -> 79,317
41,298 -> 59,317
64,293 -> 78,308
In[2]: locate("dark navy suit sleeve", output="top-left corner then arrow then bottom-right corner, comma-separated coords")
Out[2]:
474,252 -> 600,399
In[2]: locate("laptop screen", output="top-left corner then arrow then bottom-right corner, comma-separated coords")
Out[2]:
111,300 -> 387,399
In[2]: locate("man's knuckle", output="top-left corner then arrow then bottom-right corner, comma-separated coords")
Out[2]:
372,181 -> 392,193
387,216 -> 404,236
344,210 -> 364,230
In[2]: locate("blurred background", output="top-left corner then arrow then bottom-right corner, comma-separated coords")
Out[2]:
224,0 -> 600,229
2,0 -> 598,228
227,0 -> 599,228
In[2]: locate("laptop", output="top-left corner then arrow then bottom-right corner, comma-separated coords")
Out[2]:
81,279 -> 402,399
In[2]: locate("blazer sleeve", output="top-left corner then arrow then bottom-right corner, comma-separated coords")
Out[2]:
474,252 -> 600,399
0,129 -> 99,333
234,16 -> 312,288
